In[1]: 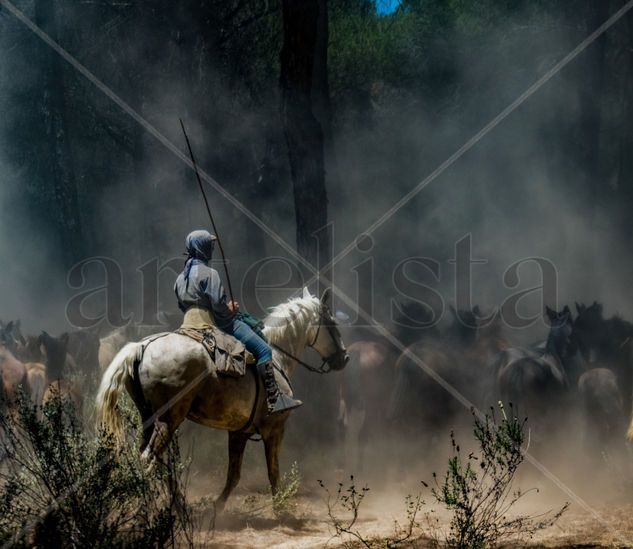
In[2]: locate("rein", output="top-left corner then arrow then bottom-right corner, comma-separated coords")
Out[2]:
270,342 -> 331,374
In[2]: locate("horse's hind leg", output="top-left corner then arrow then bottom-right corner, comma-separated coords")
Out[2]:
139,414 -> 155,455
141,416 -> 181,465
215,431 -> 249,512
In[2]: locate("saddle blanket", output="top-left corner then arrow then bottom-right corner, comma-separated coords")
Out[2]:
175,326 -> 254,378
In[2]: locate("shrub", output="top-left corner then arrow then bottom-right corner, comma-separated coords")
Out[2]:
0,392 -> 192,548
272,461 -> 301,516
318,476 -> 424,548
431,404 -> 568,548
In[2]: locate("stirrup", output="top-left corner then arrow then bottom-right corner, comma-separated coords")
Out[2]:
269,393 -> 302,414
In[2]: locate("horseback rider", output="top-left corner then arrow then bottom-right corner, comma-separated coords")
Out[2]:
174,229 -> 302,414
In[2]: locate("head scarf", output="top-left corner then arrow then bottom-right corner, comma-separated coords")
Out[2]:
183,230 -> 217,287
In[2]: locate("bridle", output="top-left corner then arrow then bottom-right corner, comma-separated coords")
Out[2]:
270,304 -> 346,374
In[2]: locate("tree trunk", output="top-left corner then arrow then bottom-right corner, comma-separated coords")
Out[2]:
34,1 -> 84,267
280,0 -> 337,448
616,7 -> 633,231
279,0 -> 329,273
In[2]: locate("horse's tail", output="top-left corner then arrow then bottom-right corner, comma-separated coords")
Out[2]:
95,342 -> 141,443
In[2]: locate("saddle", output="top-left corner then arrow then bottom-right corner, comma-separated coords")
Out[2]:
175,326 -> 255,378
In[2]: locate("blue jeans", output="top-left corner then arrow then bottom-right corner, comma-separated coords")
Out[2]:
223,319 -> 272,365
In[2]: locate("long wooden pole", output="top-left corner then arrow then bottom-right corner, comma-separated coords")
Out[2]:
179,119 -> 235,305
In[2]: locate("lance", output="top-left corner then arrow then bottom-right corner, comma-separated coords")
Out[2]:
179,119 -> 235,306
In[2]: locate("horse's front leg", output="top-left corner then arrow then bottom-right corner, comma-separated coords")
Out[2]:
263,425 -> 285,495
215,430 -> 249,512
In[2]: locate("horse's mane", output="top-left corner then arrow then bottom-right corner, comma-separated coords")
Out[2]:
263,295 -> 320,351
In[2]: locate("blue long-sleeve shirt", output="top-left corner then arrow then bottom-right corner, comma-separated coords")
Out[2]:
174,258 -> 234,328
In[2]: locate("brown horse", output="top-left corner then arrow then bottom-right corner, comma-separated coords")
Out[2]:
96,288 -> 348,509
40,332 -> 83,413
0,344 -> 29,405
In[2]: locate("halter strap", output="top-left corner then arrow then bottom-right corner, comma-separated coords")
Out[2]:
269,305 -> 342,374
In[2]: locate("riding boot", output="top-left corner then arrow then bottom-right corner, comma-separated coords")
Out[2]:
258,361 -> 302,414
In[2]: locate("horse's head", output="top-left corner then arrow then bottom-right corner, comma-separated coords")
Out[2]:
545,305 -> 575,360
40,331 -> 70,377
0,320 -> 25,355
305,287 -> 349,371
0,341 -> 22,371
393,300 -> 439,346
572,301 -> 605,363
447,304 -> 479,346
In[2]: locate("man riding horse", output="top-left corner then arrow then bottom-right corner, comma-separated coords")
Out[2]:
174,229 -> 302,414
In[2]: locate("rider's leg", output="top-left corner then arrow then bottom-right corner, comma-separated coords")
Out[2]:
229,319 -> 302,414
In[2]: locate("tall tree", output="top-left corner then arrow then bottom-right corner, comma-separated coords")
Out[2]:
614,6 -> 633,235
279,0 -> 330,274
33,1 -> 84,266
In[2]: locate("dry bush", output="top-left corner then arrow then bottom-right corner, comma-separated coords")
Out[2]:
318,476 -> 425,548
0,392 -> 193,548
431,405 -> 568,548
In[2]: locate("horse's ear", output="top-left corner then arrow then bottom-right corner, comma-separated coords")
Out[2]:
302,287 -> 311,300
60,332 -> 70,346
545,306 -> 556,322
575,302 -> 585,314
5,321 -> 13,332
563,305 -> 571,315
320,287 -> 331,305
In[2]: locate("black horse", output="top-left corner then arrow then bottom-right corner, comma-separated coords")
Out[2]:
490,306 -> 576,447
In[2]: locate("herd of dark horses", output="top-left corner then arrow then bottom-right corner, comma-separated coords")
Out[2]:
0,317 -> 182,420
2,301 -> 633,483
341,301 -> 633,477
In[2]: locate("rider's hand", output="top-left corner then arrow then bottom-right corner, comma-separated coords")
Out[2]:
228,300 -> 240,313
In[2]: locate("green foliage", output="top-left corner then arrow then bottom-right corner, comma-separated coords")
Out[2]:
329,2 -> 418,98
272,461 -> 301,516
0,393 -> 193,548
431,405 -> 568,548
320,408 -> 566,548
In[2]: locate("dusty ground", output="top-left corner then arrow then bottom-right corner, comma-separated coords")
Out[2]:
186,478 -> 633,548
181,423 -> 633,548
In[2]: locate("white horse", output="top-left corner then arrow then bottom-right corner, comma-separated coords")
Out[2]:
96,287 -> 348,509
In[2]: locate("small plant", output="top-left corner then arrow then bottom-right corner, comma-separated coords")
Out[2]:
0,391 -> 193,548
319,476 -> 425,548
432,404 -> 568,548
272,461 -> 301,516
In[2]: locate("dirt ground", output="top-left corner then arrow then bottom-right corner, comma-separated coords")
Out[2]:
187,474 -> 633,548
181,423 -> 633,548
